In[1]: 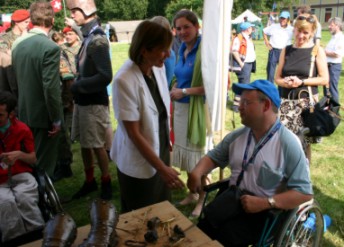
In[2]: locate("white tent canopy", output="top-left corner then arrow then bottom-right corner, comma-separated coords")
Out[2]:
232,9 -> 261,24
202,0 -> 232,146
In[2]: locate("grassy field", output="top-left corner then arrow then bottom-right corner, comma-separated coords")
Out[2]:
54,31 -> 344,246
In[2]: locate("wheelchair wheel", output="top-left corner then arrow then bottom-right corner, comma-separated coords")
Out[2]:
274,201 -> 324,247
35,169 -> 64,220
43,172 -> 64,215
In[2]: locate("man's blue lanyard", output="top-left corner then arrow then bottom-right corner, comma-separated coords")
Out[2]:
80,25 -> 99,48
236,122 -> 282,187
77,25 -> 101,74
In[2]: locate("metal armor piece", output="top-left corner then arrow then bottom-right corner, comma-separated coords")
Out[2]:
79,199 -> 119,247
66,0 -> 97,17
42,212 -> 77,247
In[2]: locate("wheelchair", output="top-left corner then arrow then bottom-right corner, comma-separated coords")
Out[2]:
0,168 -> 63,247
201,179 -> 324,247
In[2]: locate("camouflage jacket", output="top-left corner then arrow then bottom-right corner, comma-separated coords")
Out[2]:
58,45 -> 74,110
0,30 -> 20,52
60,42 -> 81,76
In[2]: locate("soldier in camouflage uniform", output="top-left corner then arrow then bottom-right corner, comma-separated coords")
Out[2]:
60,26 -> 81,124
0,10 -> 30,51
51,27 -> 81,181
61,26 -> 82,74
0,9 -> 30,100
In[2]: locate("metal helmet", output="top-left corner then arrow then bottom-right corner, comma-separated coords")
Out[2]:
66,0 -> 97,17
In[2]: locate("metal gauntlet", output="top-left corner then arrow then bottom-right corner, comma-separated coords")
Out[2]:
79,199 -> 119,247
42,212 -> 77,247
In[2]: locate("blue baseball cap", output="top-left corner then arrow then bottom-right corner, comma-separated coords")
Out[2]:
232,80 -> 281,108
240,22 -> 255,31
279,11 -> 290,19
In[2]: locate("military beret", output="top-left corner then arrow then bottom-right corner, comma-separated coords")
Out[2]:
11,9 -> 30,22
63,26 -> 73,33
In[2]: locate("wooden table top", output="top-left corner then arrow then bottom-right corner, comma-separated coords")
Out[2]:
22,200 -> 223,247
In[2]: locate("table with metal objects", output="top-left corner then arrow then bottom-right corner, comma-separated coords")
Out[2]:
21,200 -> 223,247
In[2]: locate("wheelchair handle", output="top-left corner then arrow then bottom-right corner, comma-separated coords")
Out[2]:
203,179 -> 230,192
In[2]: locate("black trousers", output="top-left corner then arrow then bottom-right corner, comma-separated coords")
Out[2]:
117,168 -> 171,213
198,208 -> 269,247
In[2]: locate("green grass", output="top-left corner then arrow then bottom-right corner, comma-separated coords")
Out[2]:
53,31 -> 344,246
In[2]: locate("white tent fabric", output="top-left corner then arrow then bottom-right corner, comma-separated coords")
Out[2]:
202,0 -> 232,136
232,9 -> 261,24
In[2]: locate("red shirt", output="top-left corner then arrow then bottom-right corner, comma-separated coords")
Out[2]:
0,118 -> 34,184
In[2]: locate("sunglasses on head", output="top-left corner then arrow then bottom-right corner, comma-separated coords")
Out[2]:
297,16 -> 316,23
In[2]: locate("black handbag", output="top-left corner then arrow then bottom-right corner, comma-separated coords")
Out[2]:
298,45 -> 341,137
301,88 -> 341,137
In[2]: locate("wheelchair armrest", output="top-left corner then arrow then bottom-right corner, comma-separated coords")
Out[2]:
266,199 -> 314,218
203,178 -> 230,193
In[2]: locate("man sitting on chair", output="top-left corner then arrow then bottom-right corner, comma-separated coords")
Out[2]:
187,79 -> 313,246
0,91 -> 44,242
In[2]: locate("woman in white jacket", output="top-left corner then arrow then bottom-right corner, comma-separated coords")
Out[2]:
110,20 -> 184,213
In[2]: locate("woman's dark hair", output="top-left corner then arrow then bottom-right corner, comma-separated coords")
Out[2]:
173,9 -> 199,28
0,91 -> 17,114
129,20 -> 172,65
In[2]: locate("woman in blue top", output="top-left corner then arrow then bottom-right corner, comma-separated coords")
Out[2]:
150,15 -> 177,88
170,9 -> 211,217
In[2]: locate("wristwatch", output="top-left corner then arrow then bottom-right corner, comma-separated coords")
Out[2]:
301,79 -> 305,87
268,197 -> 276,208
182,88 -> 188,95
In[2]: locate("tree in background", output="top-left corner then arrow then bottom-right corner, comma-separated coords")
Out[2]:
95,0 -> 148,21
165,0 -> 203,23
0,0 -> 148,30
0,0 -> 65,30
164,0 -> 293,27
0,0 -> 295,33
0,0 -> 30,12
146,0 -> 170,18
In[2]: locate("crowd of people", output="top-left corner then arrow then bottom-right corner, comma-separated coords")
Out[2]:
232,6 -> 343,161
0,1 -> 343,245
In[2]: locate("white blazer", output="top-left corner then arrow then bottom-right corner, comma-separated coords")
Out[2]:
110,60 -> 171,178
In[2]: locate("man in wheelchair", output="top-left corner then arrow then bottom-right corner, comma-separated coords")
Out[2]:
0,91 -> 44,242
187,80 -> 313,246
